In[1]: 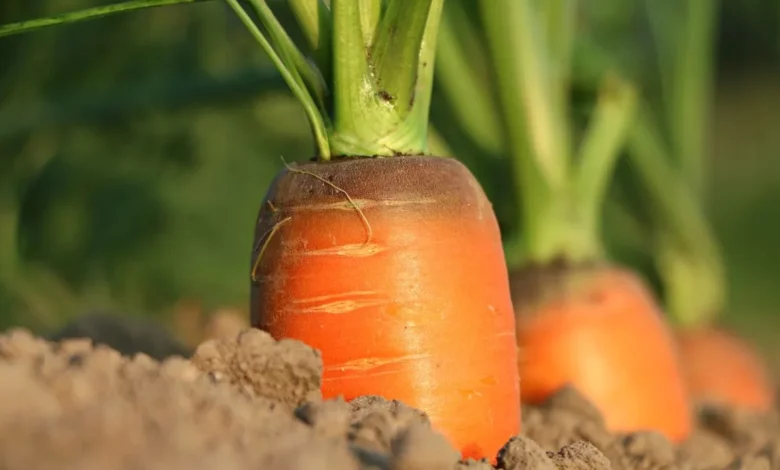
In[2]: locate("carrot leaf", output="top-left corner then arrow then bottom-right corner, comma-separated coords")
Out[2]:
246,0 -> 329,121
0,0 -> 206,38
575,73 -> 637,254
371,0 -> 434,119
435,0 -> 503,155
626,105 -> 725,326
225,0 -> 330,158
287,0 -> 332,72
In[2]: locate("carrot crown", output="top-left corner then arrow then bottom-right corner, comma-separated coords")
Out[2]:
436,0 -> 637,266
0,0 -> 445,160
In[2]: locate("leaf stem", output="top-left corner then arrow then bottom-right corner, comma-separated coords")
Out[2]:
435,0 -> 503,154
575,74 -> 637,253
225,0 -> 330,158
0,0 -> 207,38
626,105 -> 725,326
667,1 -> 718,199
287,0 -> 332,72
371,0 -> 434,116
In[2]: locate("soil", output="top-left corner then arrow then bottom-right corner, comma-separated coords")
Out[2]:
1,321 -> 779,470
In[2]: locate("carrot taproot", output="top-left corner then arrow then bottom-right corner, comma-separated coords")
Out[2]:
510,262 -> 692,441
250,156 -> 520,459
677,326 -> 774,412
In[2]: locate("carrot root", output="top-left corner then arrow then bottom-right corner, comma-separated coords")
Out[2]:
511,262 -> 693,443
250,156 -> 520,461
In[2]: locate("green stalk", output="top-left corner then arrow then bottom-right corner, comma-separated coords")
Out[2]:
358,0 -> 382,47
480,0 -> 635,265
667,1 -> 717,199
434,0 -> 503,155
575,74 -> 638,257
287,0 -> 332,72
646,0 -> 718,198
371,0 -> 434,114
626,106 -> 725,326
225,0 -> 331,158
330,0 -> 442,156
0,0 -> 207,37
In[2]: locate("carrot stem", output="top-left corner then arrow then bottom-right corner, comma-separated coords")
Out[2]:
646,0 -> 718,199
287,0 -> 332,73
434,0 -> 503,155
478,0 -> 635,265
626,106 -> 725,327
0,0 -> 206,38
575,74 -> 638,257
225,0 -> 331,158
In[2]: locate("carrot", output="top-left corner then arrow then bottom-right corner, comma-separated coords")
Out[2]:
252,156 -> 519,459
677,327 -> 774,412
623,1 -> 774,412
0,0 -> 521,460
435,0 -> 693,441
510,263 -> 691,441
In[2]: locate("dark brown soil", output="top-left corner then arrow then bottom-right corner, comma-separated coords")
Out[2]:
0,325 -> 778,470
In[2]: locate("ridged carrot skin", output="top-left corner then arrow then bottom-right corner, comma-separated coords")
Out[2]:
511,263 -> 692,442
677,326 -> 773,412
250,156 -> 520,461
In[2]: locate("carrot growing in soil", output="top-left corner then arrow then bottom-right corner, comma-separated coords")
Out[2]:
623,0 -> 774,412
435,0 -> 692,441
0,0 -> 521,460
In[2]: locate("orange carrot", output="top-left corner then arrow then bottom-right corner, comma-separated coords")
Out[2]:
511,263 -> 692,442
677,326 -> 774,412
250,156 -> 520,460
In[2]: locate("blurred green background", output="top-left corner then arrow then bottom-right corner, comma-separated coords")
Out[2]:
0,1 -> 778,361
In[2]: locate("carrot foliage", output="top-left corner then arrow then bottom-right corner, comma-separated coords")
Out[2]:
0,0 -> 445,160
436,0 -> 637,266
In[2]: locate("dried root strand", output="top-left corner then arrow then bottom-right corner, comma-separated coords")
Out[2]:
251,216 -> 292,283
282,157 -> 373,245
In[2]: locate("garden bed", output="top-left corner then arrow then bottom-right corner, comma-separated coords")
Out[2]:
0,326 -> 776,470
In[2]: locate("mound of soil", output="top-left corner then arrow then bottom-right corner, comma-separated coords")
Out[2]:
0,325 -> 778,470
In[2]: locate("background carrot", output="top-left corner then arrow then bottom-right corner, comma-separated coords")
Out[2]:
434,0 -> 692,441
0,0 -> 522,460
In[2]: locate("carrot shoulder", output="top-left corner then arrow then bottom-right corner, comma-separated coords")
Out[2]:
250,156 -> 520,460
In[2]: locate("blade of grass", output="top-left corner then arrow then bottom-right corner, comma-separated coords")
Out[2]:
0,0 -> 208,38
434,0 -> 503,154
225,0 -> 330,158
371,0 -> 435,117
575,73 -> 637,248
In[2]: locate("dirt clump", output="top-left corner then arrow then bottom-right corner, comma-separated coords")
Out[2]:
1,326 -> 779,470
523,386 -> 780,470
190,327 -> 322,408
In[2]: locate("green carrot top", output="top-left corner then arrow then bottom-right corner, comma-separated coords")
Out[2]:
0,0 -> 446,160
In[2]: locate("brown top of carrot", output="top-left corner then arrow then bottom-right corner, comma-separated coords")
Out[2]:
265,156 -> 490,215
